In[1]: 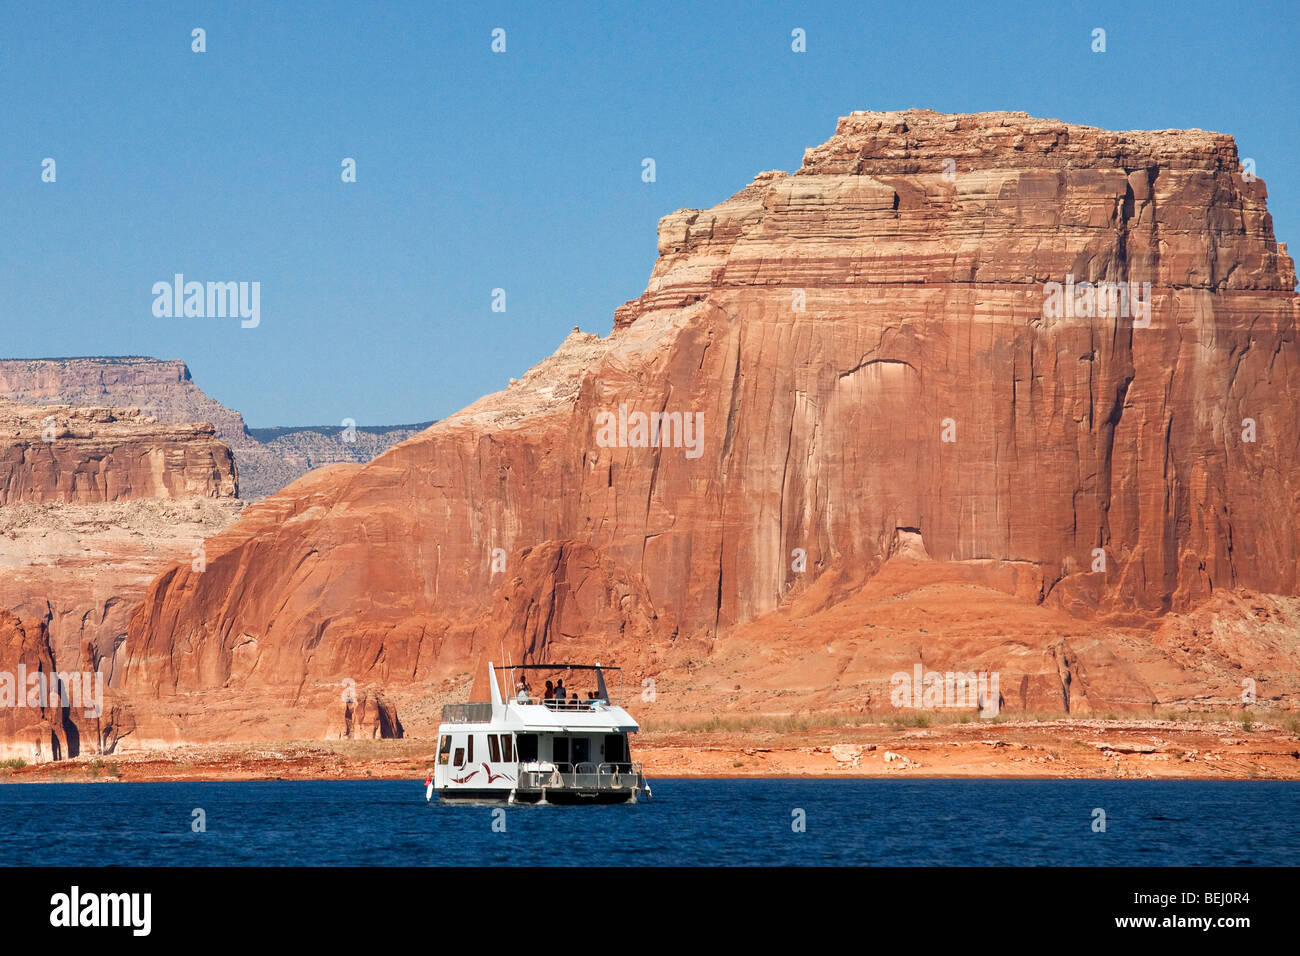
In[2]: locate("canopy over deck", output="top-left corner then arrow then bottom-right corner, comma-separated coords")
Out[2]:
499,662 -> 622,705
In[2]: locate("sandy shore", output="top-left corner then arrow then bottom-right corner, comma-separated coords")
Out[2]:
2,718 -> 1298,783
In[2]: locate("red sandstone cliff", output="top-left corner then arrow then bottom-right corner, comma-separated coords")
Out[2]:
0,610 -> 124,761
118,111 -> 1300,742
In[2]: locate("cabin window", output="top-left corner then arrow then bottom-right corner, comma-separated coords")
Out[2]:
516,733 -> 538,762
501,734 -> 513,762
488,735 -> 501,762
453,747 -> 465,767
552,736 -> 570,766
438,735 -> 451,764
467,735 -> 474,762
604,733 -> 626,764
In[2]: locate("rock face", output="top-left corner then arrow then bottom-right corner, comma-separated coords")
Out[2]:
0,612 -> 72,760
0,357 -> 431,499
0,396 -> 242,758
0,611 -> 118,761
119,110 -> 1299,741
0,399 -> 237,503
0,498 -> 244,722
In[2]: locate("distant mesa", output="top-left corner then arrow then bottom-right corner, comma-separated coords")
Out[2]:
0,356 -> 433,499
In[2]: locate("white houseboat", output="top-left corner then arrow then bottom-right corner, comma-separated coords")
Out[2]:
433,662 -> 650,804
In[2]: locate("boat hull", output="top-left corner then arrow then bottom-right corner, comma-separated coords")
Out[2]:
436,787 -> 642,805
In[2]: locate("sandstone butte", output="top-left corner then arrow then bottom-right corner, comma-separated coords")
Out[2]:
32,109 -> 1300,755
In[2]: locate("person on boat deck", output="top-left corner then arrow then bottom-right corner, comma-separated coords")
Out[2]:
515,679 -> 530,703
543,680 -> 554,702
554,679 -> 566,703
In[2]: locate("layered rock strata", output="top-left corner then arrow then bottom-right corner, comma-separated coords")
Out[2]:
0,399 -> 237,503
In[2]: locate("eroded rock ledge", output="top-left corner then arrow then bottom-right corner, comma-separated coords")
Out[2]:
0,399 -> 237,504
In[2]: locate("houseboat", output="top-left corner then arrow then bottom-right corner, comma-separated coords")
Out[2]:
432,662 -> 650,804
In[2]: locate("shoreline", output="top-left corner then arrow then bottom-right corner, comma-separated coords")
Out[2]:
7,774 -> 1297,784
3,718 -> 1297,784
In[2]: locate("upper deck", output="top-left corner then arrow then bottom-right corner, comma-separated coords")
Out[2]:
438,662 -> 640,733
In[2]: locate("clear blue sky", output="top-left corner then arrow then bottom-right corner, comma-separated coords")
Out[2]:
2,0 -> 1296,426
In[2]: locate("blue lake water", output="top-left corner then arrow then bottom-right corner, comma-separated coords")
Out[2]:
0,778 -> 1295,866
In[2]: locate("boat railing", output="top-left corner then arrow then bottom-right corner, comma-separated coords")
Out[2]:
508,695 -> 618,711
440,702 -> 494,724
515,761 -> 643,791
549,697 -> 611,711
